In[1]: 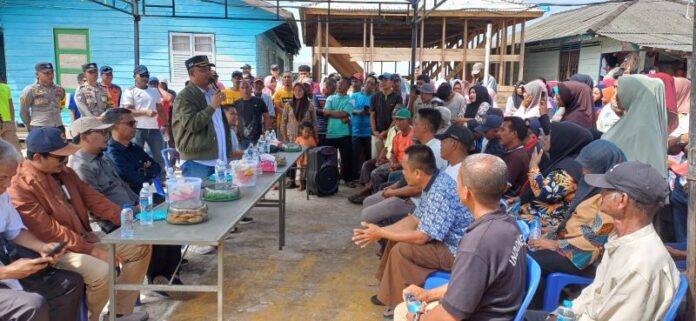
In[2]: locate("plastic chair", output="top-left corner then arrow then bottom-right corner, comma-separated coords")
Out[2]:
543,273 -> 593,311
664,274 -> 689,321
421,256 -> 540,321
517,220 -> 530,241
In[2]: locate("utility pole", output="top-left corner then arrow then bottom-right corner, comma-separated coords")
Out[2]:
688,5 -> 696,320
410,0 -> 419,88
133,0 -> 140,66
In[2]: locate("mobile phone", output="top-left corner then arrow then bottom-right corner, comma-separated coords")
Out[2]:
45,241 -> 67,257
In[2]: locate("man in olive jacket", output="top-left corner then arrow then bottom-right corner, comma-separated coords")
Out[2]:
172,55 -> 233,178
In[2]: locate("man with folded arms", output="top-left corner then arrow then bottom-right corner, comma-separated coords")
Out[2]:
9,128 -> 151,321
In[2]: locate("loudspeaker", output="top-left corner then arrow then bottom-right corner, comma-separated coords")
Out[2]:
307,146 -> 339,196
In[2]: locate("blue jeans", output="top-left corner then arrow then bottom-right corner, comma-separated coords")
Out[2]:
181,161 -> 215,179
386,170 -> 403,185
666,242 -> 687,270
135,128 -> 165,174
671,180 -> 688,243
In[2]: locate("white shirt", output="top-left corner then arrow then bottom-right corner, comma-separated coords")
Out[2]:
572,224 -> 679,321
596,103 -> 621,133
670,114 -> 689,137
425,138 -> 448,169
122,86 -> 162,129
0,192 -> 27,290
513,105 -> 540,119
193,87 -> 228,166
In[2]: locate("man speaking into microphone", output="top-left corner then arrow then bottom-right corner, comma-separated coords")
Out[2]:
172,55 -> 233,179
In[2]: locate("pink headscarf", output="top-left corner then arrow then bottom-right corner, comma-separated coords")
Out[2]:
263,75 -> 276,96
674,77 -> 691,114
647,72 -> 679,131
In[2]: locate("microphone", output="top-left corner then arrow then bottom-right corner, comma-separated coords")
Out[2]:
208,78 -> 218,91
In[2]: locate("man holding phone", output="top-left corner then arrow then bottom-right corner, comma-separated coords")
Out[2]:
0,138 -> 83,321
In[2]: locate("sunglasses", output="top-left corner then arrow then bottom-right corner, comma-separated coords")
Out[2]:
139,73 -> 150,78
117,120 -> 137,127
46,153 -> 68,163
86,129 -> 108,136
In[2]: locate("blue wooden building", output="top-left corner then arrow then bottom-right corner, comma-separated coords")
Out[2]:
0,0 -> 300,124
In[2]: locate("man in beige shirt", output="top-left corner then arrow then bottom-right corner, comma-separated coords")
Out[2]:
525,161 -> 680,321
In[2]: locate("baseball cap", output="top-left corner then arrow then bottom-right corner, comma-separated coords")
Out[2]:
420,83 -> 435,94
417,74 -> 431,83
232,71 -> 243,79
160,77 -> 169,84
26,128 -> 80,156
133,65 -> 149,76
100,66 -> 113,74
390,74 -> 401,81
253,78 -> 264,84
241,64 -> 252,70
82,63 -> 98,72
185,55 -> 215,71
585,161 -> 669,204
435,124 -> 474,148
394,109 -> 412,120
71,117 -> 114,136
270,64 -> 279,70
526,117 -> 543,136
35,62 -> 54,72
351,73 -> 364,82
298,65 -> 311,72
472,62 -> 484,75
474,115 -> 503,134
378,72 -> 393,81
148,76 -> 159,83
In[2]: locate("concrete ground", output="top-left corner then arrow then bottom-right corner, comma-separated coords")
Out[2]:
136,185 -> 386,321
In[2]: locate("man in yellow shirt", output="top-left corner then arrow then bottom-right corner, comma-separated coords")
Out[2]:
272,72 -> 294,131
0,74 -> 20,151
222,71 -> 243,105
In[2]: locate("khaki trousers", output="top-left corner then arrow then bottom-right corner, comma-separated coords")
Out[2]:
0,122 -> 21,152
376,241 -> 454,307
56,244 -> 152,321
371,135 -> 385,160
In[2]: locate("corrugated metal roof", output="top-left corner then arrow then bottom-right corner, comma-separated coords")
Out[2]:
524,0 -> 694,52
302,0 -> 540,13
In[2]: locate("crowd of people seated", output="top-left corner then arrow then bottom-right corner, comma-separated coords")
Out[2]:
0,50 -> 693,321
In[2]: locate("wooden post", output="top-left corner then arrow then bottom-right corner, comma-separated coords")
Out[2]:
498,22 -> 504,83
441,17 -> 446,79
462,19 -> 468,80
370,19 -> 375,74
363,19 -> 367,76
518,20 -> 526,83
315,18 -> 322,81
324,19 -> 329,75
511,19 -> 517,83
419,19 -> 425,72
484,23 -> 492,85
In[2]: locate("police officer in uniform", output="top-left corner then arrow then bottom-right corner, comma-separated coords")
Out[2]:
75,63 -> 113,118
20,62 -> 66,132
100,65 -> 122,107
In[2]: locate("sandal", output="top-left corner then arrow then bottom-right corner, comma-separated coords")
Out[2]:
382,307 -> 395,319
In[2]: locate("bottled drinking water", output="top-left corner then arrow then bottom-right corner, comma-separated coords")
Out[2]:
258,135 -> 267,154
139,183 -> 153,226
215,159 -> 228,188
528,216 -> 541,251
556,300 -> 576,321
270,129 -> 277,141
120,205 -> 134,238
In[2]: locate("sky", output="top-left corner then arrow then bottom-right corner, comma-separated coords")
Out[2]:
286,0 -> 607,74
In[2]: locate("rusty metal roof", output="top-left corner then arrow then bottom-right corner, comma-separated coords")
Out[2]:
524,0 -> 694,52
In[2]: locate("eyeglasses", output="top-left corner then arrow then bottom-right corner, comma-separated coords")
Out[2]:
46,153 -> 67,163
117,120 -> 137,128
86,129 -> 108,136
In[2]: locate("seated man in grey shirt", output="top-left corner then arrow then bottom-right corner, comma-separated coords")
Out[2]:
395,154 -> 527,321
67,117 -> 187,299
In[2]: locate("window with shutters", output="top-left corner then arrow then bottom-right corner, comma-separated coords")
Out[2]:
53,28 -> 90,92
169,33 -> 215,90
558,42 -> 580,81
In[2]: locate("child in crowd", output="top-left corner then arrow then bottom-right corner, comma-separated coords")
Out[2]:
295,121 -> 317,191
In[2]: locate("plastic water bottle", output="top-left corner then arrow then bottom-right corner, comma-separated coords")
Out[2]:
405,294 -> 422,314
270,129 -> 277,141
528,216 -> 541,251
556,300 -> 576,321
139,183 -> 153,226
215,159 -> 227,188
120,205 -> 134,238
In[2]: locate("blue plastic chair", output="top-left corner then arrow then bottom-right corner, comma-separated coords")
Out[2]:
543,273 -> 593,311
664,274 -> 689,321
517,220 -> 530,241
422,255 -> 540,321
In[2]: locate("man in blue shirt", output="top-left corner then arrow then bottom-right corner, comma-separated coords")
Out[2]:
320,76 -> 355,184
353,144 -> 473,318
351,74 -> 375,184
102,108 -> 161,195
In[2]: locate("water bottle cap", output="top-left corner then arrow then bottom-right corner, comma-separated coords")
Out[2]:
563,300 -> 573,308
123,204 -> 132,209
142,183 -> 150,188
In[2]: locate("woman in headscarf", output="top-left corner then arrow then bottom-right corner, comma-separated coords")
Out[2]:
281,82 -> 317,142
527,139 -> 626,308
554,80 -> 595,128
569,73 -> 594,88
263,75 -> 276,96
674,76 -> 691,115
518,122 -> 594,230
603,75 -> 668,178
592,85 -> 604,114
506,80 -> 525,116
461,84 -> 492,125
515,80 -> 543,119
647,72 -> 679,132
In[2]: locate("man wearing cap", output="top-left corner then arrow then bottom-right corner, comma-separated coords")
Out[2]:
20,62 -> 66,132
8,128 -> 151,321
525,161 -> 680,321
75,63 -> 114,118
391,74 -> 408,107
241,63 -> 254,80
472,62 -> 498,92
353,144 -> 473,317
252,77 -> 275,120
233,80 -> 271,148
222,71 -> 243,106
172,55 -> 232,179
298,65 -> 320,95
100,66 -> 122,107
408,83 -> 437,115
122,65 -> 167,177
370,72 -> 403,159
474,114 -> 505,157
0,74 -> 20,151
270,64 -> 281,79
351,73 -> 374,176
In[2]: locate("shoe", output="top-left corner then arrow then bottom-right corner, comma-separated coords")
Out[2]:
371,294 -> 385,306
285,180 -> 298,189
180,259 -> 189,266
152,276 -> 193,300
345,181 -> 359,188
239,217 -> 254,225
348,194 -> 367,205
188,245 -> 216,255
102,311 -> 149,321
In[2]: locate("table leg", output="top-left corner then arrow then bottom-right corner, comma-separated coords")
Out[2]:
279,174 -> 286,250
217,242 -> 224,321
108,244 -> 116,321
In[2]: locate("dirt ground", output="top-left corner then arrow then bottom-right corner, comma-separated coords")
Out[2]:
136,185 -> 386,321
